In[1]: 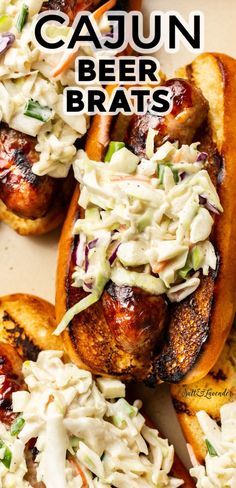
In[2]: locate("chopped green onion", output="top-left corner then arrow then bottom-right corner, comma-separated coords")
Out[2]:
16,4 -> 28,33
104,141 -> 125,162
172,168 -> 179,183
178,264 -> 192,280
68,436 -> 81,454
191,246 -> 203,271
70,436 -> 81,449
111,267 -> 166,296
205,439 -> 218,457
24,100 -> 52,123
0,15 -> 12,32
112,415 -> 126,429
119,398 -> 136,417
0,440 -> 12,469
158,163 -> 179,184
84,455 -> 96,470
10,417 -> 25,436
137,209 -> 152,232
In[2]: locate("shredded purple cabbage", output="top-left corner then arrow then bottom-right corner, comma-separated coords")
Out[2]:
0,33 -> 15,56
196,152 -> 208,162
84,281 -> 93,290
199,194 -> 220,214
205,201 -> 220,215
88,239 -> 98,250
101,24 -> 118,42
199,195 -> 207,205
109,243 -> 121,265
179,171 -> 187,181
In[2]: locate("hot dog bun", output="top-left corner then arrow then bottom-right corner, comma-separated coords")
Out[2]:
56,52 -> 236,384
156,53 -> 236,384
0,293 -> 63,358
171,322 -> 236,463
0,292 -> 193,487
0,195 -> 69,236
0,0 -> 141,236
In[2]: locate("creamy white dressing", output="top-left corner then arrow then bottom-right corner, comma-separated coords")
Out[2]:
54,138 -> 222,334
0,0 -> 113,177
190,401 -> 236,488
0,423 -> 30,487
0,350 -> 184,488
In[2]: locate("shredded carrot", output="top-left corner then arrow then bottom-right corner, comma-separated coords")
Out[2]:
46,394 -> 54,408
68,454 -> 88,487
152,260 -> 169,274
110,175 -> 152,183
92,0 -> 117,21
52,0 -> 117,77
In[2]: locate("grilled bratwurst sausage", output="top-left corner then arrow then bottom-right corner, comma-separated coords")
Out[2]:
101,79 -> 209,357
0,0 -> 102,220
57,77 -> 210,374
0,125 -> 58,219
57,53 -> 236,385
125,79 -> 209,157
102,283 -> 168,355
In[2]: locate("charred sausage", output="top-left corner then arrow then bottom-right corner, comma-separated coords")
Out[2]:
0,0 -> 102,220
102,283 -> 167,356
102,79 -> 209,357
125,78 -> 209,157
0,125 -> 58,219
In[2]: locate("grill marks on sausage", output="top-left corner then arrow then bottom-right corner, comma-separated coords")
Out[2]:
102,282 -> 167,356
66,247 -> 147,378
14,150 -> 40,186
102,79 -> 208,362
66,77 -> 220,381
0,124 -> 58,219
0,0 -> 89,220
0,1 -> 118,220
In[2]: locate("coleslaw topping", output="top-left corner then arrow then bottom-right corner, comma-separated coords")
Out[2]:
55,137 -> 222,335
190,401 -> 236,487
0,0 -> 115,177
0,422 -> 29,487
2,350 -> 184,487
